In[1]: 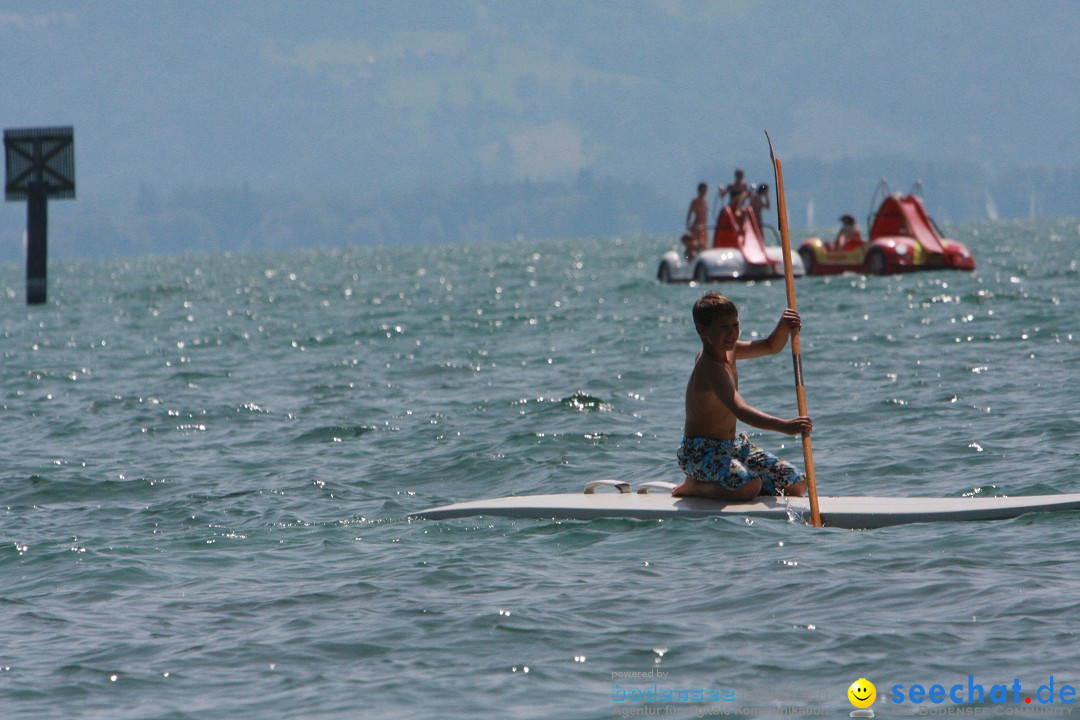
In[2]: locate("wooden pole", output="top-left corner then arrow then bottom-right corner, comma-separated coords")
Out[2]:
766,132 -> 822,527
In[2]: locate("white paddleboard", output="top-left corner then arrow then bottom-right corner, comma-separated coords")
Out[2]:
409,481 -> 1080,530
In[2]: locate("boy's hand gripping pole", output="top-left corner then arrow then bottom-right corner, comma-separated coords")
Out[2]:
766,131 -> 822,528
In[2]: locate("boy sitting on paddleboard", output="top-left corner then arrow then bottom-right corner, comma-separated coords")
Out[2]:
673,292 -> 812,501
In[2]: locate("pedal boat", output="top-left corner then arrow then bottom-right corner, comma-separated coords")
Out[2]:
658,204 -> 805,283
798,182 -> 976,276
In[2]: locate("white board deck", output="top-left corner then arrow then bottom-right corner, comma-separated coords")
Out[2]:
409,482 -> 1080,530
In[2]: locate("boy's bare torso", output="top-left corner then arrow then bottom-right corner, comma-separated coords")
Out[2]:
683,349 -> 738,440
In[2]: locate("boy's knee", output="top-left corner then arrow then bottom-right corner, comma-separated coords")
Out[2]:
730,478 -> 762,501
783,480 -> 807,497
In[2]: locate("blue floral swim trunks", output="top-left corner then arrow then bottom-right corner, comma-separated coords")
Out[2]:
677,434 -> 804,496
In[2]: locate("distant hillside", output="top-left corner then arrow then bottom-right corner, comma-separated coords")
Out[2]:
4,2 -> 1079,213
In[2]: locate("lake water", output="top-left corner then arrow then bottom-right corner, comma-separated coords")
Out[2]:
2,218 -> 1078,718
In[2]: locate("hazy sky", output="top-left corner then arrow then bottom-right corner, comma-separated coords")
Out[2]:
3,0 -> 1079,205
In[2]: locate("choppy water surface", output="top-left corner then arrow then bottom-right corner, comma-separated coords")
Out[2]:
2,219 -> 1079,719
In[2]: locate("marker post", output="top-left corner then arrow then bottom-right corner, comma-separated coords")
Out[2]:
4,127 -> 76,305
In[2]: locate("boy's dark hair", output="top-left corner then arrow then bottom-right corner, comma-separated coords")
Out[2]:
692,292 -> 738,328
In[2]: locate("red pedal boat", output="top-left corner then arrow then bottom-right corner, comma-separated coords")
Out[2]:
798,181 -> 976,275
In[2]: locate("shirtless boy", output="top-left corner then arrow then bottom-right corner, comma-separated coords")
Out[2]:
673,292 -> 812,501
832,214 -> 863,251
724,169 -> 750,211
749,184 -> 770,229
685,182 -> 709,252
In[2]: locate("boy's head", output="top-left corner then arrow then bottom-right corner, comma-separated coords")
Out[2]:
692,292 -> 738,330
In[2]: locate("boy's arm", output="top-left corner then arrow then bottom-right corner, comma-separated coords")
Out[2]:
711,363 -> 812,435
736,309 -> 800,359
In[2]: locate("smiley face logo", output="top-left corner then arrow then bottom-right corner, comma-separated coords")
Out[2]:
847,678 -> 876,708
